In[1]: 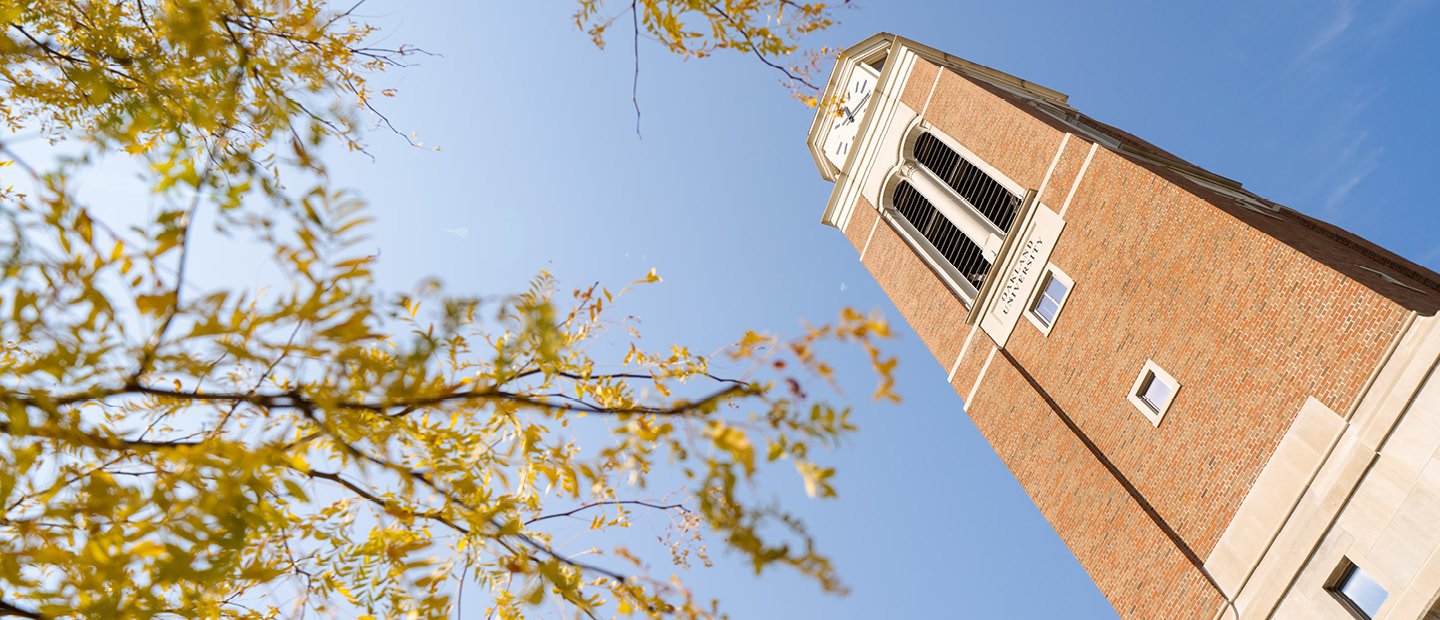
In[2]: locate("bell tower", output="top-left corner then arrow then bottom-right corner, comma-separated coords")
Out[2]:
811,34 -> 1440,620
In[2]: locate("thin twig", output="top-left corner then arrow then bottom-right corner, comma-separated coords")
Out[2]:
702,1 -> 819,90
295,405 -> 634,587
526,500 -> 689,525
14,379 -> 755,419
631,0 -> 642,138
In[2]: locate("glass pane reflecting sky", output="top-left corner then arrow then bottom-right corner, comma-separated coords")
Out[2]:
1338,565 -> 1388,617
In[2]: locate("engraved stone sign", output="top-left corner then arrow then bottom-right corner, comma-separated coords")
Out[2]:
980,204 -> 1065,347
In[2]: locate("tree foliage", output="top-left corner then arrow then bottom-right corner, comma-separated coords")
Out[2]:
0,1 -> 883,618
574,0 -> 844,103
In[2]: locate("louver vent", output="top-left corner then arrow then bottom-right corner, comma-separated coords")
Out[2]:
914,132 -> 1021,232
893,181 -> 993,290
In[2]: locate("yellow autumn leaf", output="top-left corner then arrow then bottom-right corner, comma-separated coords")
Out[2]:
135,292 -> 177,317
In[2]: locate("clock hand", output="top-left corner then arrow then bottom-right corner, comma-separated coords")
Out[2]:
846,92 -> 871,122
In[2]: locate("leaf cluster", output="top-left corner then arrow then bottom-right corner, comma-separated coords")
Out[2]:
573,0 -> 847,102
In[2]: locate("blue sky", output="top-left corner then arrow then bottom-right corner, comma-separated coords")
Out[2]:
287,1 -> 1440,617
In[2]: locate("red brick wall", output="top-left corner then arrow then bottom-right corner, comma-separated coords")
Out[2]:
1036,136 -> 1092,208
836,55 -> 1419,619
1003,146 -> 1410,556
923,67 -> 1062,190
843,196 -> 879,253
1065,103 -> 1440,315
961,349 -> 1226,619
845,198 -> 971,371
898,58 -> 938,112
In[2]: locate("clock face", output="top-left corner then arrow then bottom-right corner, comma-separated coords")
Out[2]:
823,64 -> 881,170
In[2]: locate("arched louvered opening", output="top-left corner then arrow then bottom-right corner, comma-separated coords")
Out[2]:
913,132 -> 1021,232
892,181 -> 993,291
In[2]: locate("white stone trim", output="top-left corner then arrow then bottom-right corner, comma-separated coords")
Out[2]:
966,345 -> 998,408
1204,397 -> 1347,601
1059,142 -> 1098,219
948,322 -> 982,383
1036,133 -> 1072,202
861,104 -> 921,214
808,35 -> 895,183
920,58 -> 943,116
976,202 -> 1065,347
887,34 -> 1070,107
821,44 -> 917,232
858,210 -> 882,261
1223,313 -> 1440,619
1324,555 -> 1396,619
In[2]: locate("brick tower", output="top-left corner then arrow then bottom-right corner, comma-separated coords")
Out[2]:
808,34 -> 1440,620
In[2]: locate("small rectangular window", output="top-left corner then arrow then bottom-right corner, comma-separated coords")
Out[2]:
1328,561 -> 1388,619
1025,265 -> 1074,336
1127,361 -> 1179,426
1139,373 -> 1173,413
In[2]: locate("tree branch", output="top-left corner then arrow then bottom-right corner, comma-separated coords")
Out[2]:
304,468 -> 471,534
13,379 -> 756,420
0,417 -> 204,453
526,500 -> 689,525
631,0 -> 642,138
294,404 -> 634,587
702,1 -> 819,90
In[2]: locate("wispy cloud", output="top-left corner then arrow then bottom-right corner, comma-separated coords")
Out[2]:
1322,131 -> 1384,215
1300,87 -> 1386,218
1302,0 -> 1438,61
1289,0 -> 1433,220
1305,0 -> 1358,56
1322,155 -> 1379,213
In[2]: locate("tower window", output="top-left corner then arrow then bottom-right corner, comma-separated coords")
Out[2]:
1025,265 -> 1074,335
886,125 -> 1026,304
891,181 -> 993,294
1328,560 -> 1388,619
1127,361 -> 1179,426
913,132 -> 1022,232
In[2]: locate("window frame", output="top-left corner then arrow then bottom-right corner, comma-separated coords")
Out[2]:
882,178 -> 987,303
1126,360 -> 1180,426
878,122 -> 1029,307
911,131 -> 1024,233
1024,264 -> 1075,336
1325,559 -> 1389,620
905,125 -> 1026,198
